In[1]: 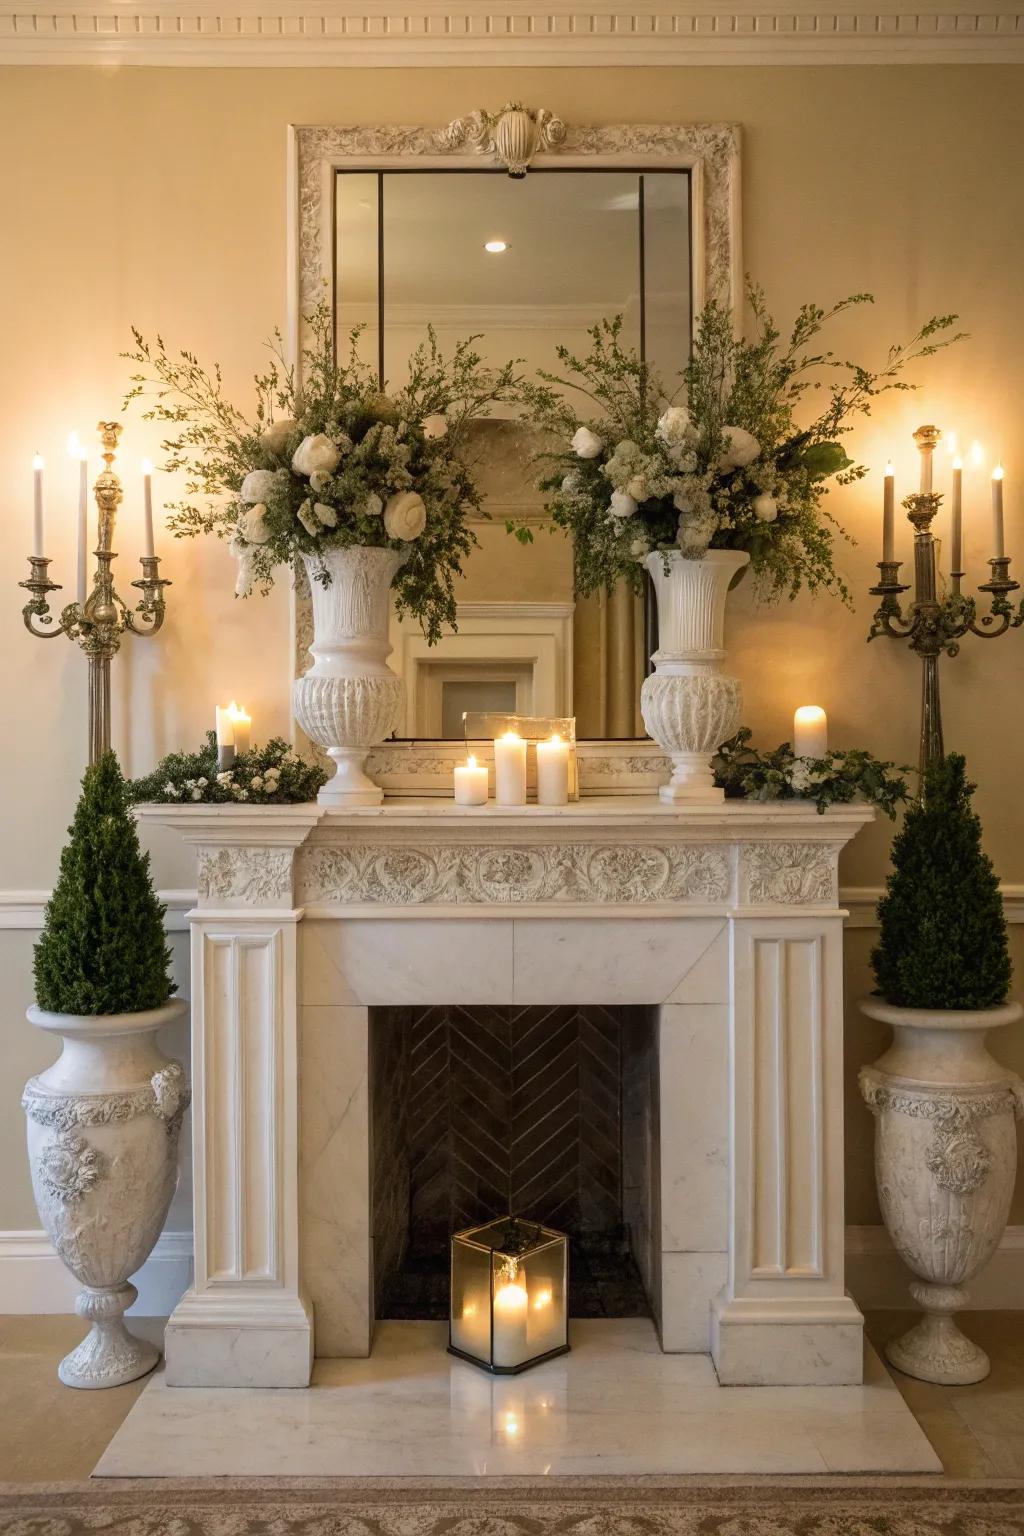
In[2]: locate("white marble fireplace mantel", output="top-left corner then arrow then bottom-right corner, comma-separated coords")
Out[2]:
139,796 -> 873,1391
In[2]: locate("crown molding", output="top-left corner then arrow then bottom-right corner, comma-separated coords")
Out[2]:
0,2 -> 1020,66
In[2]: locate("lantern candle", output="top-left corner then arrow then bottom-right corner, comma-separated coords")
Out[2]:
536,733 -> 569,807
882,461 -> 895,564
992,465 -> 1005,560
491,1266 -> 529,1368
951,457 -> 963,576
793,705 -> 828,759
454,754 -> 488,806
494,730 -> 527,806
32,455 -> 44,560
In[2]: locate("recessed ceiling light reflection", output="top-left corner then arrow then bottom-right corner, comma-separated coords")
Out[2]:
484,240 -> 509,254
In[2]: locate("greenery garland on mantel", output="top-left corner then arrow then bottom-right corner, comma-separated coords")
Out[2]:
129,727 -> 909,817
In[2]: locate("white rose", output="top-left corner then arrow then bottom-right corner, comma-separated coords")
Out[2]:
297,499 -> 320,538
789,760 -> 813,794
384,491 -> 427,541
260,418 -> 297,456
752,492 -> 778,523
292,433 -> 341,478
251,775 -> 264,791
656,405 -> 692,446
572,426 -> 605,460
422,414 -> 448,440
239,469 -> 279,505
361,493 -> 384,518
609,490 -> 639,520
718,426 -> 761,471
240,503 -> 271,544
313,501 -> 338,529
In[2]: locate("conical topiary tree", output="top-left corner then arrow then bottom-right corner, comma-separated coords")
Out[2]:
34,752 -> 175,1015
871,753 -> 1011,1010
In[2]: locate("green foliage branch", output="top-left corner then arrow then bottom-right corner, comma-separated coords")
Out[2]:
34,753 -> 175,1016
127,734 -> 327,805
871,753 -> 1011,1009
712,727 -> 910,817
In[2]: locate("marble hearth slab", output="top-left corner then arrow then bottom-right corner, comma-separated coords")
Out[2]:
93,1320 -> 940,1478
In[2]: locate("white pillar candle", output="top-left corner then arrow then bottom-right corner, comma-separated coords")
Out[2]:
536,733 -> 569,807
32,455 -> 44,559
793,705 -> 828,759
215,704 -> 235,753
454,754 -> 488,806
882,461 -> 895,563
142,459 -> 156,559
494,731 -> 527,806
228,701 -> 252,756
69,437 -> 88,606
992,465 -> 1005,560
951,458 -> 963,574
491,1274 -> 529,1368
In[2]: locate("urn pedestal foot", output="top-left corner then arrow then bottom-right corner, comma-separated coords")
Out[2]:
318,748 -> 385,807
659,752 -> 726,805
59,1282 -> 160,1390
885,1282 -> 989,1385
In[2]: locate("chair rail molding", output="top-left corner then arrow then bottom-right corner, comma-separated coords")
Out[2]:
1,2 -> 1021,65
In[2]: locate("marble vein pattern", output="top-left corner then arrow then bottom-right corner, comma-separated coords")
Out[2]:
296,841 -> 731,907
94,1320 -> 941,1478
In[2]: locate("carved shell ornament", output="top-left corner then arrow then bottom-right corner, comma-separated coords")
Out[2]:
441,103 -> 568,178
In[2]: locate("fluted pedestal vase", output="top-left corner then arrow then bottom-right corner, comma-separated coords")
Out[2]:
640,549 -> 750,804
293,546 -> 407,807
859,997 -> 1024,1385
22,999 -> 189,1388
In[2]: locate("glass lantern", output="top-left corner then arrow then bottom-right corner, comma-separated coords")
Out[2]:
449,1216 -> 569,1374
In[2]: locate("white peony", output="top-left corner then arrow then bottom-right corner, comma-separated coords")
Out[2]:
572,426 -> 605,460
361,493 -> 384,518
383,491 -> 427,541
656,405 -> 692,447
292,433 -> 341,478
240,469 -> 279,505
752,492 -> 778,523
260,418 -> 297,456
718,426 -> 761,470
313,501 -> 338,529
422,414 -> 448,440
240,503 -> 271,544
609,490 -> 639,520
297,500 -> 320,538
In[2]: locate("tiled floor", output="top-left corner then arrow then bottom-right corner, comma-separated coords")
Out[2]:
0,1311 -> 1022,1482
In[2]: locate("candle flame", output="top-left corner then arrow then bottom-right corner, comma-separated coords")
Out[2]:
467,755 -> 477,769
501,730 -> 522,743
884,461 -> 894,478
547,733 -> 562,745
66,432 -> 81,457
141,458 -> 153,476
953,457 -> 962,471
32,454 -> 44,471
993,464 -> 1005,481
945,431 -> 959,455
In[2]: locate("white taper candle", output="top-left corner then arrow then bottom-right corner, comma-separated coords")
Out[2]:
882,462 -> 895,564
32,455 -> 44,559
992,465 -> 1005,560
951,458 -> 963,575
142,459 -> 156,559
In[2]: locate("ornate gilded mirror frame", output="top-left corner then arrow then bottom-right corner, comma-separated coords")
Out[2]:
286,113 -> 742,741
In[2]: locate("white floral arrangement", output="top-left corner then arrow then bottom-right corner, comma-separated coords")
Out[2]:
127,735 -> 328,806
124,304 -> 522,642
517,289 -> 960,602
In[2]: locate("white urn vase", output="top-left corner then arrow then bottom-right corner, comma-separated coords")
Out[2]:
640,548 -> 750,804
292,546 -> 407,807
22,999 -> 190,1388
859,996 -> 1024,1384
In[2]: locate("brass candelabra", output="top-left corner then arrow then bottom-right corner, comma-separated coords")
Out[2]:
868,424 -> 1022,777
20,421 -> 171,764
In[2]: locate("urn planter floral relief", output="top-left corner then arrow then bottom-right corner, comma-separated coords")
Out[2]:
640,549 -> 749,804
292,546 -> 407,806
23,999 -> 190,1388
859,997 -> 1023,1384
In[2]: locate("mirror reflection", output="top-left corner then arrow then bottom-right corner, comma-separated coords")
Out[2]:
333,168 -> 693,738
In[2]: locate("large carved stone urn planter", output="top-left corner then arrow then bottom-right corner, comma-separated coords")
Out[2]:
292,546 -> 407,807
640,548 -> 749,804
859,996 -> 1024,1385
23,999 -> 189,1389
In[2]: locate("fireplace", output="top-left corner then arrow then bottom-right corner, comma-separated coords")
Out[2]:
369,1005 -> 658,1320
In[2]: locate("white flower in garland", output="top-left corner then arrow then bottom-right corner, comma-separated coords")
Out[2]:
718,426 -> 761,471
309,470 -> 333,495
362,493 -> 384,518
384,491 -> 427,541
292,433 -> 341,478
297,500 -> 320,538
609,490 -> 638,520
422,414 -> 448,440
655,405 -> 693,452
630,535 -> 651,560
313,502 -> 339,529
260,418 -> 297,456
678,511 -> 718,556
572,426 -> 605,460
239,469 -> 280,505
240,503 -> 272,544
752,492 -> 778,523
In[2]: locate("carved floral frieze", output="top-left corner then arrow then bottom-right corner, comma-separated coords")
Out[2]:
197,846 -> 295,905
743,842 -> 837,905
298,840 -> 731,907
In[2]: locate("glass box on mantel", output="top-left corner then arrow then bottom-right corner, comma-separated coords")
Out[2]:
449,1217 -> 569,1374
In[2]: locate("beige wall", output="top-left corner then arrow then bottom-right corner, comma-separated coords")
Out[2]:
1,64 -> 1022,1239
